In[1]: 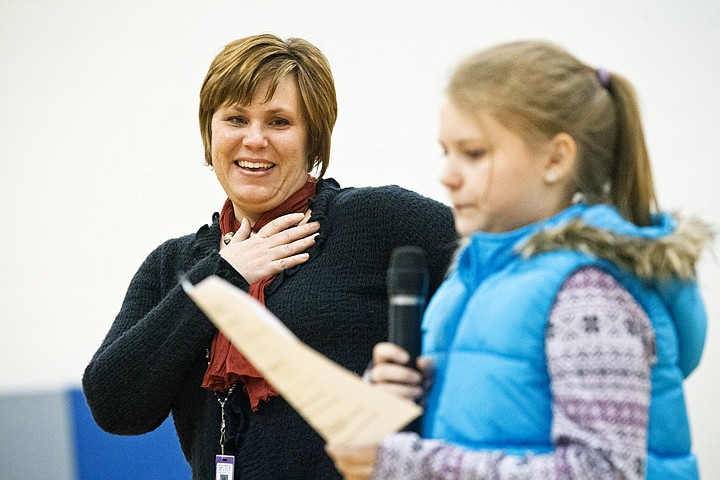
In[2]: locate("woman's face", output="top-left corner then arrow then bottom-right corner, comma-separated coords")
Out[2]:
439,98 -> 561,236
211,75 -> 310,224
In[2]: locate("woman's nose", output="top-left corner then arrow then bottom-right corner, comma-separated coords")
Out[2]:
242,123 -> 268,149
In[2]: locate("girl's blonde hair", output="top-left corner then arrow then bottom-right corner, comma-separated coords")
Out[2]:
447,40 -> 657,226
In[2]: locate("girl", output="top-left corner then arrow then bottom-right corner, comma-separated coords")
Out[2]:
327,40 -> 712,480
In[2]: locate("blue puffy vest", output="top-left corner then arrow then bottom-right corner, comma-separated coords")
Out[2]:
421,204 -> 705,479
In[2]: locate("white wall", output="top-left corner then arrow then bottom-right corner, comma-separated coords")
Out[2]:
1,0 -> 718,476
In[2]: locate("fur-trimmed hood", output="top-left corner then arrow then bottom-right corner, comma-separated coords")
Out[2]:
457,203 -> 712,377
514,205 -> 713,378
519,213 -> 715,282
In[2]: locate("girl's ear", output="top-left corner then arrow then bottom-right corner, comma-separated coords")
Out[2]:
543,132 -> 577,184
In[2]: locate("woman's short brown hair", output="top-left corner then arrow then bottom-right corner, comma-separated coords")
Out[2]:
199,34 -> 337,177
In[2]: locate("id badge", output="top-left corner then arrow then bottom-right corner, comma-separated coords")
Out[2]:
215,455 -> 235,480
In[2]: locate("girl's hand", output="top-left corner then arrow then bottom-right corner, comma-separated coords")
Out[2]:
220,211 -> 319,284
369,342 -> 434,401
325,443 -> 378,480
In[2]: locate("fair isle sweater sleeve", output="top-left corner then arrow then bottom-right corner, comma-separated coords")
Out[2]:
371,266 -> 657,480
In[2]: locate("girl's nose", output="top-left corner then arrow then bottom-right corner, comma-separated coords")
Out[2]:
440,158 -> 461,191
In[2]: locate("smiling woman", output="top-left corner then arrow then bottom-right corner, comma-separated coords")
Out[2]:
210,76 -> 310,223
81,33 -> 457,480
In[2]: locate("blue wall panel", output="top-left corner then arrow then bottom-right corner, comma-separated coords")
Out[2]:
68,389 -> 191,480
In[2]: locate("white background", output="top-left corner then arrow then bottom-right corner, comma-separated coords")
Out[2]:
1,0 -> 718,476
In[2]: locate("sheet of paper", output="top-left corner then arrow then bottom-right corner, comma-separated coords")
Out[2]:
182,275 -> 422,446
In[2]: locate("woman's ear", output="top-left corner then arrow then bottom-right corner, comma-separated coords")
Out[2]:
543,132 -> 577,184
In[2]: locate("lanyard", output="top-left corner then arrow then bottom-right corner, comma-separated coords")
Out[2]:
215,383 -> 236,456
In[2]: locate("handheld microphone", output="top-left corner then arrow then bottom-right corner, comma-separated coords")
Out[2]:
387,246 -> 429,367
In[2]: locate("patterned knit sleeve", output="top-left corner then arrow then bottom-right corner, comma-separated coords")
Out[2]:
370,266 -> 657,480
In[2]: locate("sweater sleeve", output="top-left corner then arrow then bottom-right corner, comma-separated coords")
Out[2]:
371,266 -> 656,479
82,238 -> 227,435
380,186 -> 457,294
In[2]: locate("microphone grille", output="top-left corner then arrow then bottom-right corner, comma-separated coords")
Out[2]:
387,246 -> 429,297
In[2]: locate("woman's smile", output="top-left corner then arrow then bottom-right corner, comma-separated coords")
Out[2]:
235,159 -> 275,171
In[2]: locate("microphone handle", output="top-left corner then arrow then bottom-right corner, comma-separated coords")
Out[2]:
388,295 -> 425,434
388,295 -> 424,366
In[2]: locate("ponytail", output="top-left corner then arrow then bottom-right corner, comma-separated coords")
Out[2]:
446,41 -> 660,227
604,72 -> 658,226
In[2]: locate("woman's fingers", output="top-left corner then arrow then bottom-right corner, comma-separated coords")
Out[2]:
243,213 -> 318,249
270,251 -> 311,272
263,229 -> 319,274
256,212 -> 306,237
237,217 -> 252,238
219,211 -> 320,284
229,218 -> 252,243
221,217 -> 251,250
258,213 -> 317,239
257,214 -> 319,269
276,231 -> 319,257
299,209 -> 313,226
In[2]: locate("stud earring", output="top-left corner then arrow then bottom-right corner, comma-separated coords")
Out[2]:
571,192 -> 586,205
545,171 -> 557,183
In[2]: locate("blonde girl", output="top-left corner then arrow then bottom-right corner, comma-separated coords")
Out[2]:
328,40 -> 712,480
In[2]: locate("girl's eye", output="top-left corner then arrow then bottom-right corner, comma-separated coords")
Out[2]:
465,149 -> 486,161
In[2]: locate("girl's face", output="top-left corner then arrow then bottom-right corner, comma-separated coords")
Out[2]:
439,98 -> 568,236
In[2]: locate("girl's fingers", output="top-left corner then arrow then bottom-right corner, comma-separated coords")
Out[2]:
373,342 -> 410,366
416,356 -> 435,378
371,362 -> 423,387
325,444 -> 378,480
373,382 -> 424,401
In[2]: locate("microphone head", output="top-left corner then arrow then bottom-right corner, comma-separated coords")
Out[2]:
387,246 -> 429,298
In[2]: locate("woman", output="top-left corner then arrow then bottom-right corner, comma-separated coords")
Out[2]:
327,40 -> 711,479
82,34 -> 457,480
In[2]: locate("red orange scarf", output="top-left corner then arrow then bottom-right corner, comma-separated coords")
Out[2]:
201,175 -> 317,411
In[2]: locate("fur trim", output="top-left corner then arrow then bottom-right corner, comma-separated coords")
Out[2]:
518,215 -> 715,281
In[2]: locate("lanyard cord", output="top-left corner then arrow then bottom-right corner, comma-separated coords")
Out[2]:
215,383 -> 236,456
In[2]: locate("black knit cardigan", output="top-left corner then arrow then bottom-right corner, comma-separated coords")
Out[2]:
83,178 -> 457,479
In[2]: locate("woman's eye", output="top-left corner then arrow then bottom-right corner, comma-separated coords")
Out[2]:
227,116 -> 247,125
270,118 -> 290,127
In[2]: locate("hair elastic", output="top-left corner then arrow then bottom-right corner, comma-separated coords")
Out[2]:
596,68 -> 611,89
